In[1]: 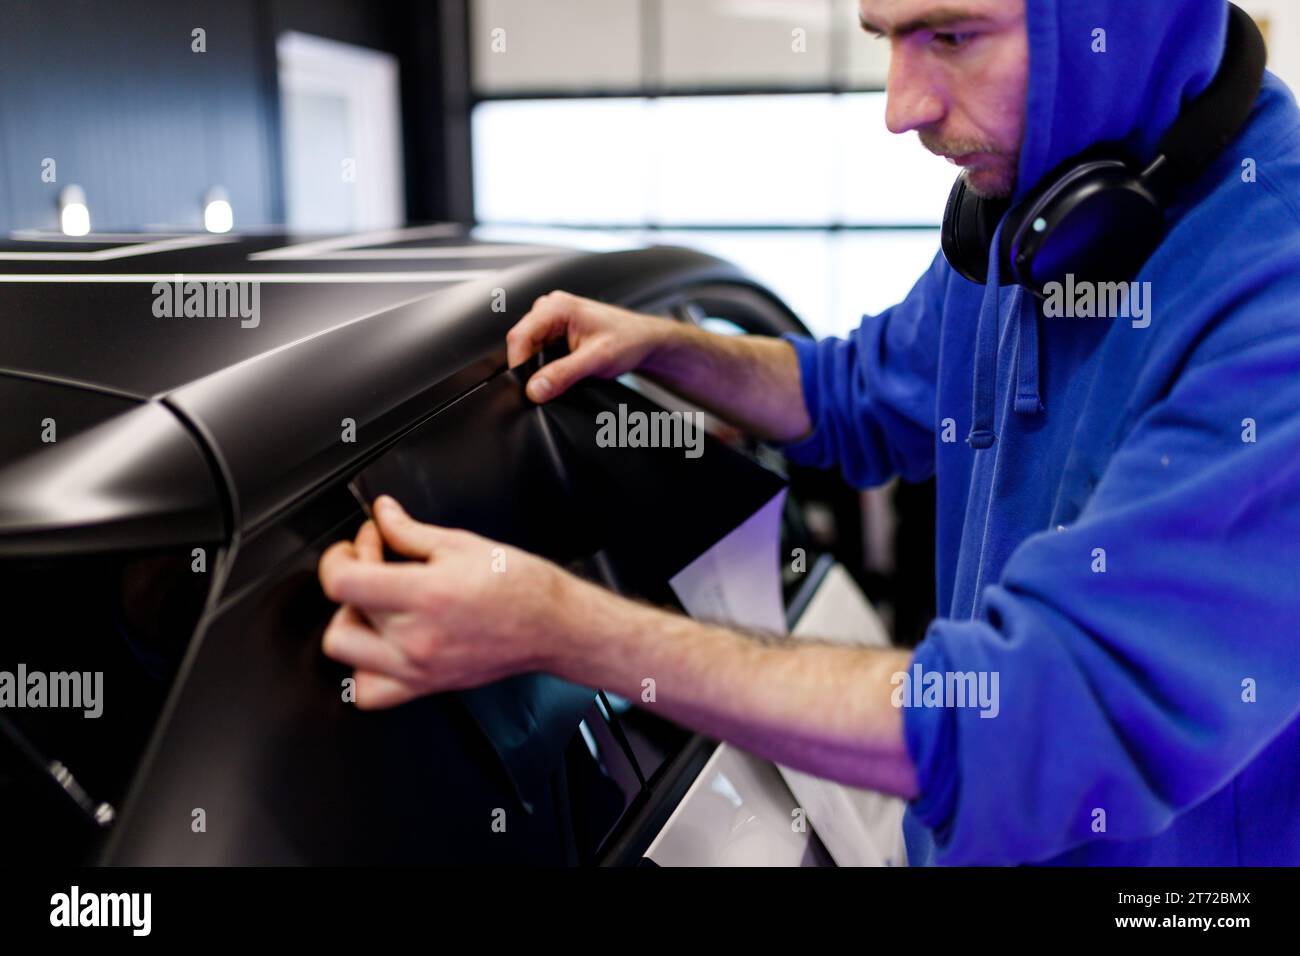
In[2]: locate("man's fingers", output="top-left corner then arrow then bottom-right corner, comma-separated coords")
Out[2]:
353,670 -> 426,710
373,496 -> 451,560
318,540 -> 360,597
320,539 -> 358,566
355,519 -> 383,562
351,519 -> 403,631
526,351 -> 600,403
321,606 -> 417,679
505,296 -> 572,367
319,542 -> 433,610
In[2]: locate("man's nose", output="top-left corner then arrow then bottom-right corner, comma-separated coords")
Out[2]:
885,45 -> 945,134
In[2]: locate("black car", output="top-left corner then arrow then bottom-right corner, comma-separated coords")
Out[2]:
0,227 -> 854,865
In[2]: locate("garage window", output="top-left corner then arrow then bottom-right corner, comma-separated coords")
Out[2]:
468,1 -> 954,338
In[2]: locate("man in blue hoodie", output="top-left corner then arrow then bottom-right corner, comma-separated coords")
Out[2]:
318,0 -> 1300,865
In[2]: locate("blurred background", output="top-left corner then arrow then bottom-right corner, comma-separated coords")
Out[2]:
3,0 -> 1295,340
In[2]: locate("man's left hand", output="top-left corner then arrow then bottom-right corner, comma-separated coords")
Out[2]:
317,495 -> 579,708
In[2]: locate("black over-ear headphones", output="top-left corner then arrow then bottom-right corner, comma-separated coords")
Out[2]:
941,2 -> 1266,296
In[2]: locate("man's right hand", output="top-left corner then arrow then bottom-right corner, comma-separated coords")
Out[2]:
505,290 -> 676,403
504,288 -> 812,444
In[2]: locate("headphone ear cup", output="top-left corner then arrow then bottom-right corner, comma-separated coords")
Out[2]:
941,176 -> 987,285
941,175 -> 1010,286
1004,161 -> 1164,297
997,198 -> 1029,285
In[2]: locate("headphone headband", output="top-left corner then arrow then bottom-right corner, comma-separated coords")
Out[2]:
1144,1 -> 1267,201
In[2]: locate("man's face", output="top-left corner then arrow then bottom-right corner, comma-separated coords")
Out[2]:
860,0 -> 1029,199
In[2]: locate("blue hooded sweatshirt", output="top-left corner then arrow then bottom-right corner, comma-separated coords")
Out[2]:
781,0 -> 1300,865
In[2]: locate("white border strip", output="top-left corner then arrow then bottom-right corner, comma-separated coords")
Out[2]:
248,224 -> 462,260
10,230 -> 190,243
0,234 -> 236,261
0,271 -> 491,284
279,243 -> 567,260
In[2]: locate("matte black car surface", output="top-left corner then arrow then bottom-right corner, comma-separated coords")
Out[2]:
0,228 -> 821,864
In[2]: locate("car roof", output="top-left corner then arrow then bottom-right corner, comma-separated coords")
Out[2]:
0,227 -> 764,549
0,227 -> 578,397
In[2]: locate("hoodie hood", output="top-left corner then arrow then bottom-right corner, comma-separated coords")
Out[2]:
966,0 -> 1234,448
1016,0 -> 1229,202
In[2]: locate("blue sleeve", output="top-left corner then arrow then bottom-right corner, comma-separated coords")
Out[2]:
779,252 -> 949,489
903,330 -> 1300,865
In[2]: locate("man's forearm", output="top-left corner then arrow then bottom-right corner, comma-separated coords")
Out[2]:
640,322 -> 813,444
547,576 -> 920,798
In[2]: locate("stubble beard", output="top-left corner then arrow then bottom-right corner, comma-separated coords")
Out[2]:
963,164 -> 1017,200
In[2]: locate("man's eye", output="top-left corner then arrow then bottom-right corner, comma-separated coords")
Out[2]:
932,31 -> 975,50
